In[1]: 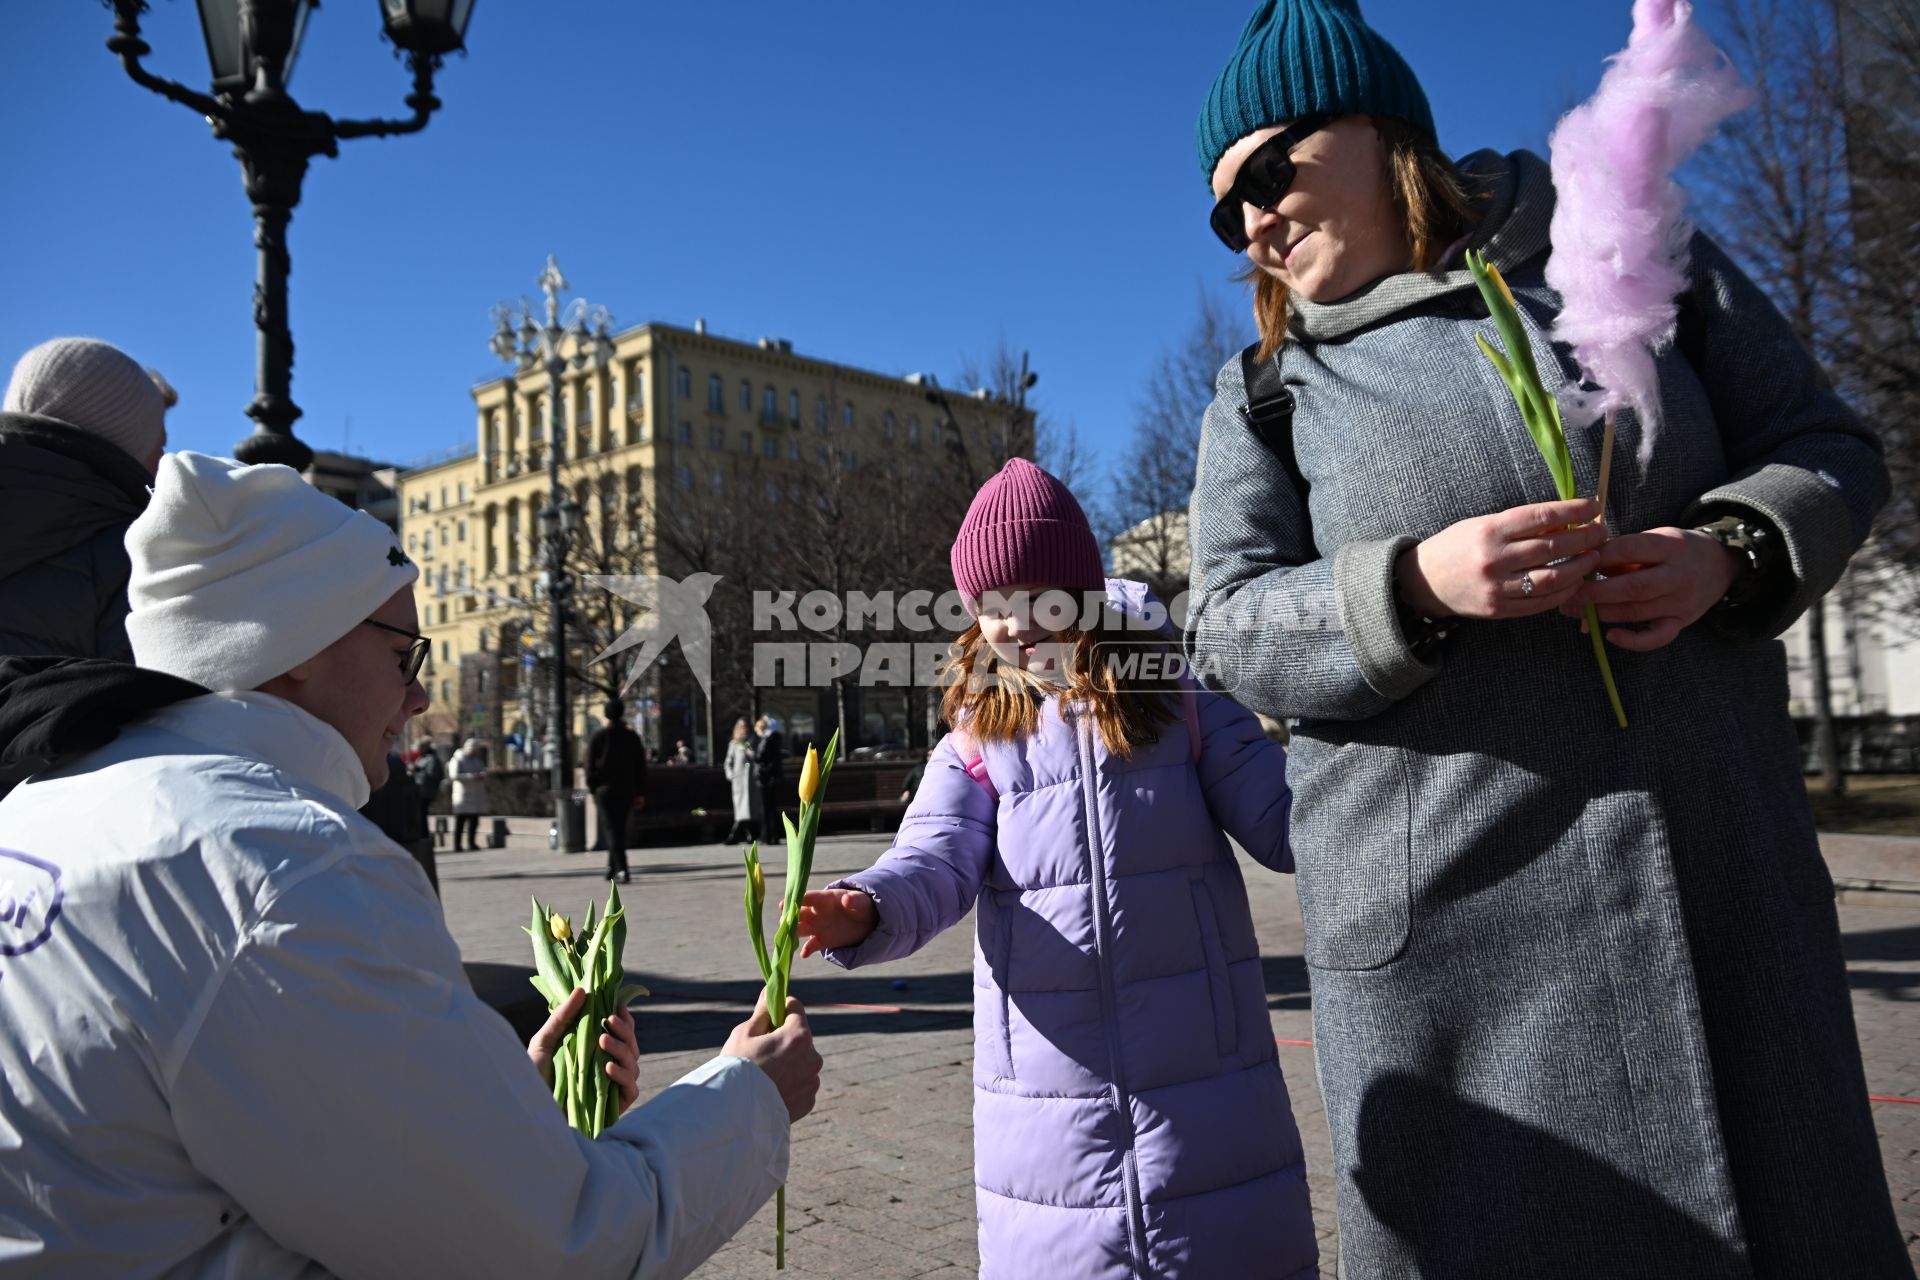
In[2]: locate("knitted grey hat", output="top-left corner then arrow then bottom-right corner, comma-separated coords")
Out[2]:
3,338 -> 168,464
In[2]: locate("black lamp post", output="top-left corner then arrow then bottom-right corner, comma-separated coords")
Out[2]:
105,0 -> 475,470
492,258 -> 614,853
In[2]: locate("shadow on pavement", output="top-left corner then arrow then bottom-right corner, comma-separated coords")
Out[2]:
464,962 -> 973,1047
1841,923 -> 1920,1001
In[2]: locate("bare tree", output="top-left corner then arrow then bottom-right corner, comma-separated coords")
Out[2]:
1106,289 -> 1249,603
1694,0 -> 1861,794
1695,0 -> 1920,782
1831,0 -> 1920,627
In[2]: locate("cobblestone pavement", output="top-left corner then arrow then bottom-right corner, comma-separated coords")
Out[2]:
439,836 -> 1920,1277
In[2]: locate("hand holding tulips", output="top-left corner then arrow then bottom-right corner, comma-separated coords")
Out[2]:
1396,497 -> 1608,620
528,988 -> 640,1115
721,991 -> 822,1124
1557,526 -> 1743,651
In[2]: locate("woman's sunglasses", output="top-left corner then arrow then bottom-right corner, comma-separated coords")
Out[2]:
1209,113 -> 1332,252
362,618 -> 431,683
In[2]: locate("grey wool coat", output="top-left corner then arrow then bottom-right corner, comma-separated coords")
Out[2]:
1185,150 -> 1910,1278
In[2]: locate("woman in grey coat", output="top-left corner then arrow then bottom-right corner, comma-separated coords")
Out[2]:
1184,3 -> 1908,1276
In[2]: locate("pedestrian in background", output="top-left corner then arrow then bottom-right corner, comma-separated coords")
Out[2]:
723,717 -> 762,844
411,738 -> 447,833
586,698 -> 647,883
449,738 -> 490,852
0,338 -> 170,661
752,715 -> 784,828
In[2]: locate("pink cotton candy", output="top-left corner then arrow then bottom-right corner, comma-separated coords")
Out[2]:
1545,0 -> 1753,464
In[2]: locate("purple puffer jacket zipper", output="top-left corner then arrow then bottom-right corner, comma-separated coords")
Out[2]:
822,580 -> 1317,1279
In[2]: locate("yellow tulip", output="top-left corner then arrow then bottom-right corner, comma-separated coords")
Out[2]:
798,746 -> 822,805
549,912 -> 571,943
1485,258 -> 1520,312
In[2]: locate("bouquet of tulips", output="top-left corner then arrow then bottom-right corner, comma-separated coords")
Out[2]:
525,883 -> 649,1138
742,728 -> 839,1269
1466,248 -> 1629,729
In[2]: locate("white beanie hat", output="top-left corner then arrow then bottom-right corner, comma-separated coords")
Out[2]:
126,452 -> 420,692
4,337 -> 169,464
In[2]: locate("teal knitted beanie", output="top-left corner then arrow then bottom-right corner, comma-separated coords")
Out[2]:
1196,0 -> 1436,183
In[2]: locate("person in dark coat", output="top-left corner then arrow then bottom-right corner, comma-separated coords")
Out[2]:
751,716 -> 784,830
361,750 -> 437,895
0,338 -> 170,662
1184,3 -> 1908,1275
411,740 -> 447,833
586,699 -> 647,883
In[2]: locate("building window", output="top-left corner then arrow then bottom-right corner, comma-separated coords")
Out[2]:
740,379 -> 752,412
677,366 -> 691,399
457,481 -> 466,503
440,485 -> 448,506
845,449 -> 858,471
709,469 -> 725,495
883,411 -> 896,442
908,416 -> 921,448
709,425 -> 726,450
762,385 -> 777,422
842,401 -> 855,430
741,431 -> 754,455
814,396 -> 828,429
438,603 -> 448,626
408,533 -> 417,553
441,640 -> 451,662
789,439 -> 802,462
815,445 -> 830,467
676,465 -> 693,491
708,373 -> 723,411
423,531 -> 433,554
788,390 -> 800,423
676,421 -> 692,444
763,435 -> 779,459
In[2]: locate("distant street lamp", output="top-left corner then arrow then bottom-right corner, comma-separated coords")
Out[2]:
105,0 -> 476,469
490,257 -> 615,853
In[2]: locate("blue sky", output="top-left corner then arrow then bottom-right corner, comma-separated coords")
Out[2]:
3,1 -> 1638,476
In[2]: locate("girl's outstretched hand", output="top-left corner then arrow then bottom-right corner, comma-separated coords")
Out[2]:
796,888 -> 878,958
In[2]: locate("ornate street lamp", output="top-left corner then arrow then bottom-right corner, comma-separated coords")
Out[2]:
492,258 -> 614,852
106,0 -> 476,470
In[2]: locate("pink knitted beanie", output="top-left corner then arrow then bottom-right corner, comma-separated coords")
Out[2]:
950,458 -> 1106,606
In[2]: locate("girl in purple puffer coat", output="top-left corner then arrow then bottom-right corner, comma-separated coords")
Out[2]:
798,459 -> 1316,1279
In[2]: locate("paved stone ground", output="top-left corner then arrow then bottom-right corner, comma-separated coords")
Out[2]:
439,835 -> 1920,1277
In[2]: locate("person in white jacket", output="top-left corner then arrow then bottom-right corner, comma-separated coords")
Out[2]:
0,452 -> 820,1279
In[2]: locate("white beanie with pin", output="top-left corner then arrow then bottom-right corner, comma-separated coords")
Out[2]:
125,452 -> 419,692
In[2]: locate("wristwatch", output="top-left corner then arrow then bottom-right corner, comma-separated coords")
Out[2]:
1691,513 -> 1775,610
1394,594 -> 1456,660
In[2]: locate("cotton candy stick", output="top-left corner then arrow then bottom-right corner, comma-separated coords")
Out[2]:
1546,0 -> 1752,468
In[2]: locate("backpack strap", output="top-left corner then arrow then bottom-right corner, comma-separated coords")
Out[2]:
1238,341 -> 1309,501
944,728 -> 997,803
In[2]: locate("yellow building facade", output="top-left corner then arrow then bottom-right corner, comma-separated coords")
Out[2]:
397,320 -> 1008,764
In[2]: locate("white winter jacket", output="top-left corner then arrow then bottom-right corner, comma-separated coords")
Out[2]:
0,690 -> 787,1278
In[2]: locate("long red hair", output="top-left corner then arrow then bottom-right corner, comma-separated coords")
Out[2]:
939,608 -> 1181,758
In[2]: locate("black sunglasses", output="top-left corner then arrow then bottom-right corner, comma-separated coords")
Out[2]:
1209,113 -> 1332,252
362,618 -> 430,683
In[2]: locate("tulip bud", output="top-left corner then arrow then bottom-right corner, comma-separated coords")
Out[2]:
798,746 -> 822,805
549,912 -> 571,942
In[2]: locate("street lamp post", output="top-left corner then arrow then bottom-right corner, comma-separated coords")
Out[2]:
105,0 -> 475,470
490,258 -> 614,853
